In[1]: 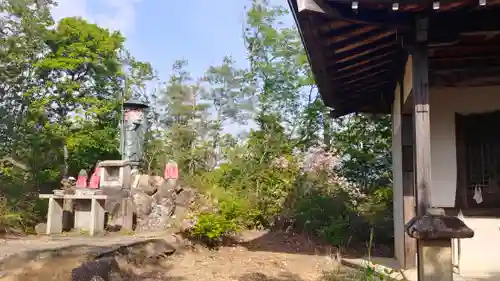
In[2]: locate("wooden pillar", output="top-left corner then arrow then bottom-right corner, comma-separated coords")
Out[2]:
402,113 -> 417,268
411,16 -> 451,281
400,76 -> 417,269
412,16 -> 431,218
405,18 -> 474,279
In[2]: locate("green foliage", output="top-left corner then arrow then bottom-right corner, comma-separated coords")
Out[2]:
291,182 -> 353,245
0,3 -> 155,230
0,0 -> 393,258
333,114 -> 393,192
189,198 -> 246,246
174,0 -> 394,253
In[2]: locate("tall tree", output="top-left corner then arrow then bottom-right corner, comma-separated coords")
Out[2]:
203,56 -> 254,163
0,0 -> 55,156
32,17 -> 125,176
159,60 -> 210,174
243,0 -> 331,150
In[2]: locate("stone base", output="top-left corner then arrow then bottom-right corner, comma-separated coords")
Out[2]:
46,197 -> 63,235
418,239 -> 453,281
406,214 -> 474,281
405,214 -> 474,240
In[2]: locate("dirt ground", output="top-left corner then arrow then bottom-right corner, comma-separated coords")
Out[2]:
165,230 -> 339,281
0,230 -> 362,281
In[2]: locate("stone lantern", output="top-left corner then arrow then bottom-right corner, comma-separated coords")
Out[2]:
122,99 -> 149,169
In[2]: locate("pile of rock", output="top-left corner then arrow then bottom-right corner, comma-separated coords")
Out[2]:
131,175 -> 196,232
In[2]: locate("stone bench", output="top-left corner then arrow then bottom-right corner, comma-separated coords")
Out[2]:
39,194 -> 108,236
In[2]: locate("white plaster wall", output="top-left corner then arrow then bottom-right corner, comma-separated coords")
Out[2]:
430,85 -> 500,273
429,86 -> 500,206
392,83 -> 405,268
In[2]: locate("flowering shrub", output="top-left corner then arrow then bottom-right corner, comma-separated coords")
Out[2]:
183,119 -> 393,251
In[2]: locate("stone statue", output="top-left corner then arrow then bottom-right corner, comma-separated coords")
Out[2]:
123,100 -> 149,168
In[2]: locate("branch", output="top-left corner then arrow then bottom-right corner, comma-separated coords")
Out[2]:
0,157 -> 29,171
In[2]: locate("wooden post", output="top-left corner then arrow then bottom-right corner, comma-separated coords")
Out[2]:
400,75 -> 417,269
402,113 -> 417,268
412,16 -> 431,218
411,16 -> 456,281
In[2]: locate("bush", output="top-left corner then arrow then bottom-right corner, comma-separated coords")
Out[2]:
185,178 -> 250,246
183,129 -> 394,253
0,165 -> 47,233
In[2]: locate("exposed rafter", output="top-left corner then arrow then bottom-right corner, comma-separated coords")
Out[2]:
290,0 -> 500,116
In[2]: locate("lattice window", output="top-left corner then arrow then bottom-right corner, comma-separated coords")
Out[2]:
463,111 -> 500,208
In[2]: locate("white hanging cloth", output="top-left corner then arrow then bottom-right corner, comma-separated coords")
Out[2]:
473,185 -> 483,204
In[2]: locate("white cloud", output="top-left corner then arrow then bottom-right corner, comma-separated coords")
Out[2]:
51,0 -> 90,22
51,0 -> 143,35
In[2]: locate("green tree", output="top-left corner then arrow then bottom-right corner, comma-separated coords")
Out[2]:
243,0 -> 331,150
332,114 -> 392,191
159,60 -> 211,175
203,56 -> 254,164
33,17 -> 125,175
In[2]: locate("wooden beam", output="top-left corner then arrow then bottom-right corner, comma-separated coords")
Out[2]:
429,45 -> 500,57
337,71 -> 395,92
429,7 -> 500,35
296,0 -> 327,14
337,79 -> 389,93
292,5 -> 340,108
343,68 -> 389,85
313,0 -> 412,28
334,50 -> 395,73
324,25 -> 380,46
319,20 -> 353,34
335,41 -> 396,63
334,31 -> 396,53
334,60 -> 393,81
430,59 -> 500,70
430,55 -> 500,62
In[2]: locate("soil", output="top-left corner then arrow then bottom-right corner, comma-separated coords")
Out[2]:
0,230 -> 363,281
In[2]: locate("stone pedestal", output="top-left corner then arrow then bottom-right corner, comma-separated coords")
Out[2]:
98,160 -> 132,189
419,239 -> 453,281
405,214 -> 474,281
46,197 -> 63,235
74,200 -> 92,230
40,193 -> 108,236
121,198 -> 135,231
90,198 -> 106,236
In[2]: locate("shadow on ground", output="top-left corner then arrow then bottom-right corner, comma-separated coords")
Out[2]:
179,229 -> 392,259
236,231 -> 392,259
0,240 -> 185,281
238,268 -> 361,281
238,272 -> 307,281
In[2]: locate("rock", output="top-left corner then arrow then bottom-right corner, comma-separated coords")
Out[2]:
175,187 -> 196,207
136,204 -> 175,232
131,190 -> 153,219
95,239 -> 176,262
134,175 -> 163,196
154,179 -> 177,200
35,223 -> 46,235
71,256 -> 120,281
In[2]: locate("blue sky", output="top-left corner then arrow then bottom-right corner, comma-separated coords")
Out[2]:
50,0 -> 295,135
51,0 -> 293,82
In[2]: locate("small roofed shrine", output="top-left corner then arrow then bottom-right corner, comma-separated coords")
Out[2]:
289,0 -> 500,280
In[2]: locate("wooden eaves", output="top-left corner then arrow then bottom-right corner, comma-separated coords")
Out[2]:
289,0 -> 500,117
